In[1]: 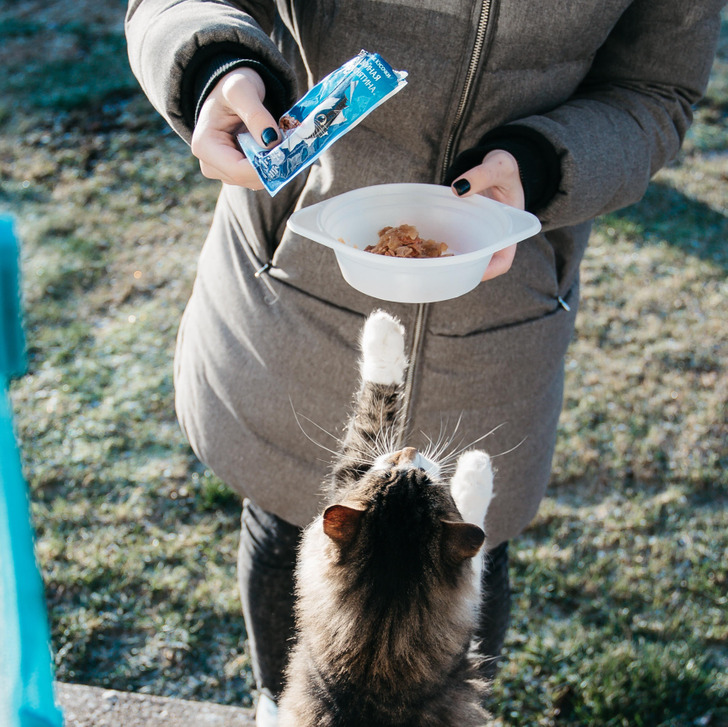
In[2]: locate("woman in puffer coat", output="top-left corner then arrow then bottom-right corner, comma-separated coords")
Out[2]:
125,0 -> 724,722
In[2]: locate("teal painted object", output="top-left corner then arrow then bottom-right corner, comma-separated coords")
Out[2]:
0,216 -> 64,727
0,216 -> 27,379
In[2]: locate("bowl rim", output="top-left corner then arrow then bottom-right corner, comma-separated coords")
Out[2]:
287,182 -> 541,267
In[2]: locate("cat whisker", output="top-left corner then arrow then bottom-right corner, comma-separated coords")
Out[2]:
488,435 -> 528,460
448,412 -> 465,441
376,418 -> 400,459
421,426 -> 445,462
435,421 -> 508,476
289,401 -> 343,458
419,415 -> 466,476
347,433 -> 384,469
447,421 -> 507,459
291,404 -> 342,443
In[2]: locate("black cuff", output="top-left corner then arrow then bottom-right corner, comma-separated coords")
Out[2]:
180,43 -> 292,129
443,125 -> 561,213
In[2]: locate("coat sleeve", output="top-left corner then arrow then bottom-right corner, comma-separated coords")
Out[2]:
510,0 -> 724,231
125,0 -> 298,143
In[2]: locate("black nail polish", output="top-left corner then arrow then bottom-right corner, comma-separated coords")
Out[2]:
261,127 -> 278,146
453,179 -> 470,196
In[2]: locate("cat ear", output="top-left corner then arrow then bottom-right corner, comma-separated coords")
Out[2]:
323,504 -> 365,545
441,520 -> 485,562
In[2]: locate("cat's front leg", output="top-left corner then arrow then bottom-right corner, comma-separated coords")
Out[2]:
331,311 -> 408,492
450,450 -> 494,587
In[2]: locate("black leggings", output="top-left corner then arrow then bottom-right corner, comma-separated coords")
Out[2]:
237,500 -> 511,700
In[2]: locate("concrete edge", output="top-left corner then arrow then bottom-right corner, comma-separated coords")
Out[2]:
55,682 -> 255,727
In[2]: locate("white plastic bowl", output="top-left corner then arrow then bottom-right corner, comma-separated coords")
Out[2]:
287,183 -> 541,303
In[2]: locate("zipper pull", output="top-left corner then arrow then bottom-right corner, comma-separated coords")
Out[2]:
254,262 -> 272,278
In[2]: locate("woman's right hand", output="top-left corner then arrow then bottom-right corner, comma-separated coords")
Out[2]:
190,68 -> 280,189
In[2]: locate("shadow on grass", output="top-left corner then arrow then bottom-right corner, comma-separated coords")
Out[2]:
52,603 -> 252,703
0,9 -> 138,116
600,180 -> 728,271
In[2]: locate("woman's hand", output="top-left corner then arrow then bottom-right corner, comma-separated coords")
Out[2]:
450,149 -> 525,281
190,68 -> 280,189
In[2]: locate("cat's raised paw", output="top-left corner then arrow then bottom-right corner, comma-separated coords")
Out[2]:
360,310 -> 407,385
450,450 -> 494,527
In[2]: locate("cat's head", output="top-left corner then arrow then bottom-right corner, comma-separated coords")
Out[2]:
320,447 -> 484,596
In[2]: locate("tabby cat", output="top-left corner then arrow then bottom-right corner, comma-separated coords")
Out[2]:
277,310 -> 495,726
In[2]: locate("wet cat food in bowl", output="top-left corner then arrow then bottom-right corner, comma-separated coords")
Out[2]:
365,224 -> 451,258
286,183 -> 541,303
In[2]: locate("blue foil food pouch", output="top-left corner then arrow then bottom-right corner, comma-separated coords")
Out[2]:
237,51 -> 408,196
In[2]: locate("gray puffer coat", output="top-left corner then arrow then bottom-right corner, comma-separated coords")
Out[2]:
126,0 -> 723,546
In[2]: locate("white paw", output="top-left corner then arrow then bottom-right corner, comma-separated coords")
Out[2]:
451,450 -> 494,593
360,310 -> 407,385
450,450 -> 494,527
256,693 -> 278,727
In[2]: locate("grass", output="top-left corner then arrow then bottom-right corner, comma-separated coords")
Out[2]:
2,1 -> 727,724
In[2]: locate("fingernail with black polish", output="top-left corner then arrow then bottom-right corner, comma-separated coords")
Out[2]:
261,127 -> 278,146
453,179 -> 471,196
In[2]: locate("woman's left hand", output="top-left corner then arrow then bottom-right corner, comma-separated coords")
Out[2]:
450,149 -> 525,281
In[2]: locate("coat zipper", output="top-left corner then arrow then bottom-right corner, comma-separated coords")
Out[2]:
396,302 -> 427,448
397,0 -> 494,446
440,0 -> 493,181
